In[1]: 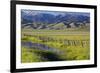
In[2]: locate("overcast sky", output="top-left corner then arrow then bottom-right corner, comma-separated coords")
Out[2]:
21,9 -> 90,17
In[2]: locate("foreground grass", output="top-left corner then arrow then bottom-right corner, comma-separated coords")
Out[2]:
21,29 -> 90,63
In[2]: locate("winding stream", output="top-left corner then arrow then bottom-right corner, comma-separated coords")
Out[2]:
22,42 -> 63,54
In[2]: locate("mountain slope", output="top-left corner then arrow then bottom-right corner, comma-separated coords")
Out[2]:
21,10 -> 90,29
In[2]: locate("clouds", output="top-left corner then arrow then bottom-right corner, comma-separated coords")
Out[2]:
21,9 -> 90,17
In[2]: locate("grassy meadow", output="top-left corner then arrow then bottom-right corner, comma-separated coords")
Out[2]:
21,29 -> 90,63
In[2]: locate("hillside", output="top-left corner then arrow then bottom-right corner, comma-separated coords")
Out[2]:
21,10 -> 90,30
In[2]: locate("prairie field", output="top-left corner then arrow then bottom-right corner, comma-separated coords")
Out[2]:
21,29 -> 90,63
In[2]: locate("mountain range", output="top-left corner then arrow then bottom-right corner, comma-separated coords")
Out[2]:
21,10 -> 90,29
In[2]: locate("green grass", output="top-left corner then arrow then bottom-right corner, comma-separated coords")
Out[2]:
21,47 -> 42,63
21,29 -> 90,63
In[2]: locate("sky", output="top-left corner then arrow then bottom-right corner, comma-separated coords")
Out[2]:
21,9 -> 90,17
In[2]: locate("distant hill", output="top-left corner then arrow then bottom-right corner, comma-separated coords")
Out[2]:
21,10 -> 90,30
